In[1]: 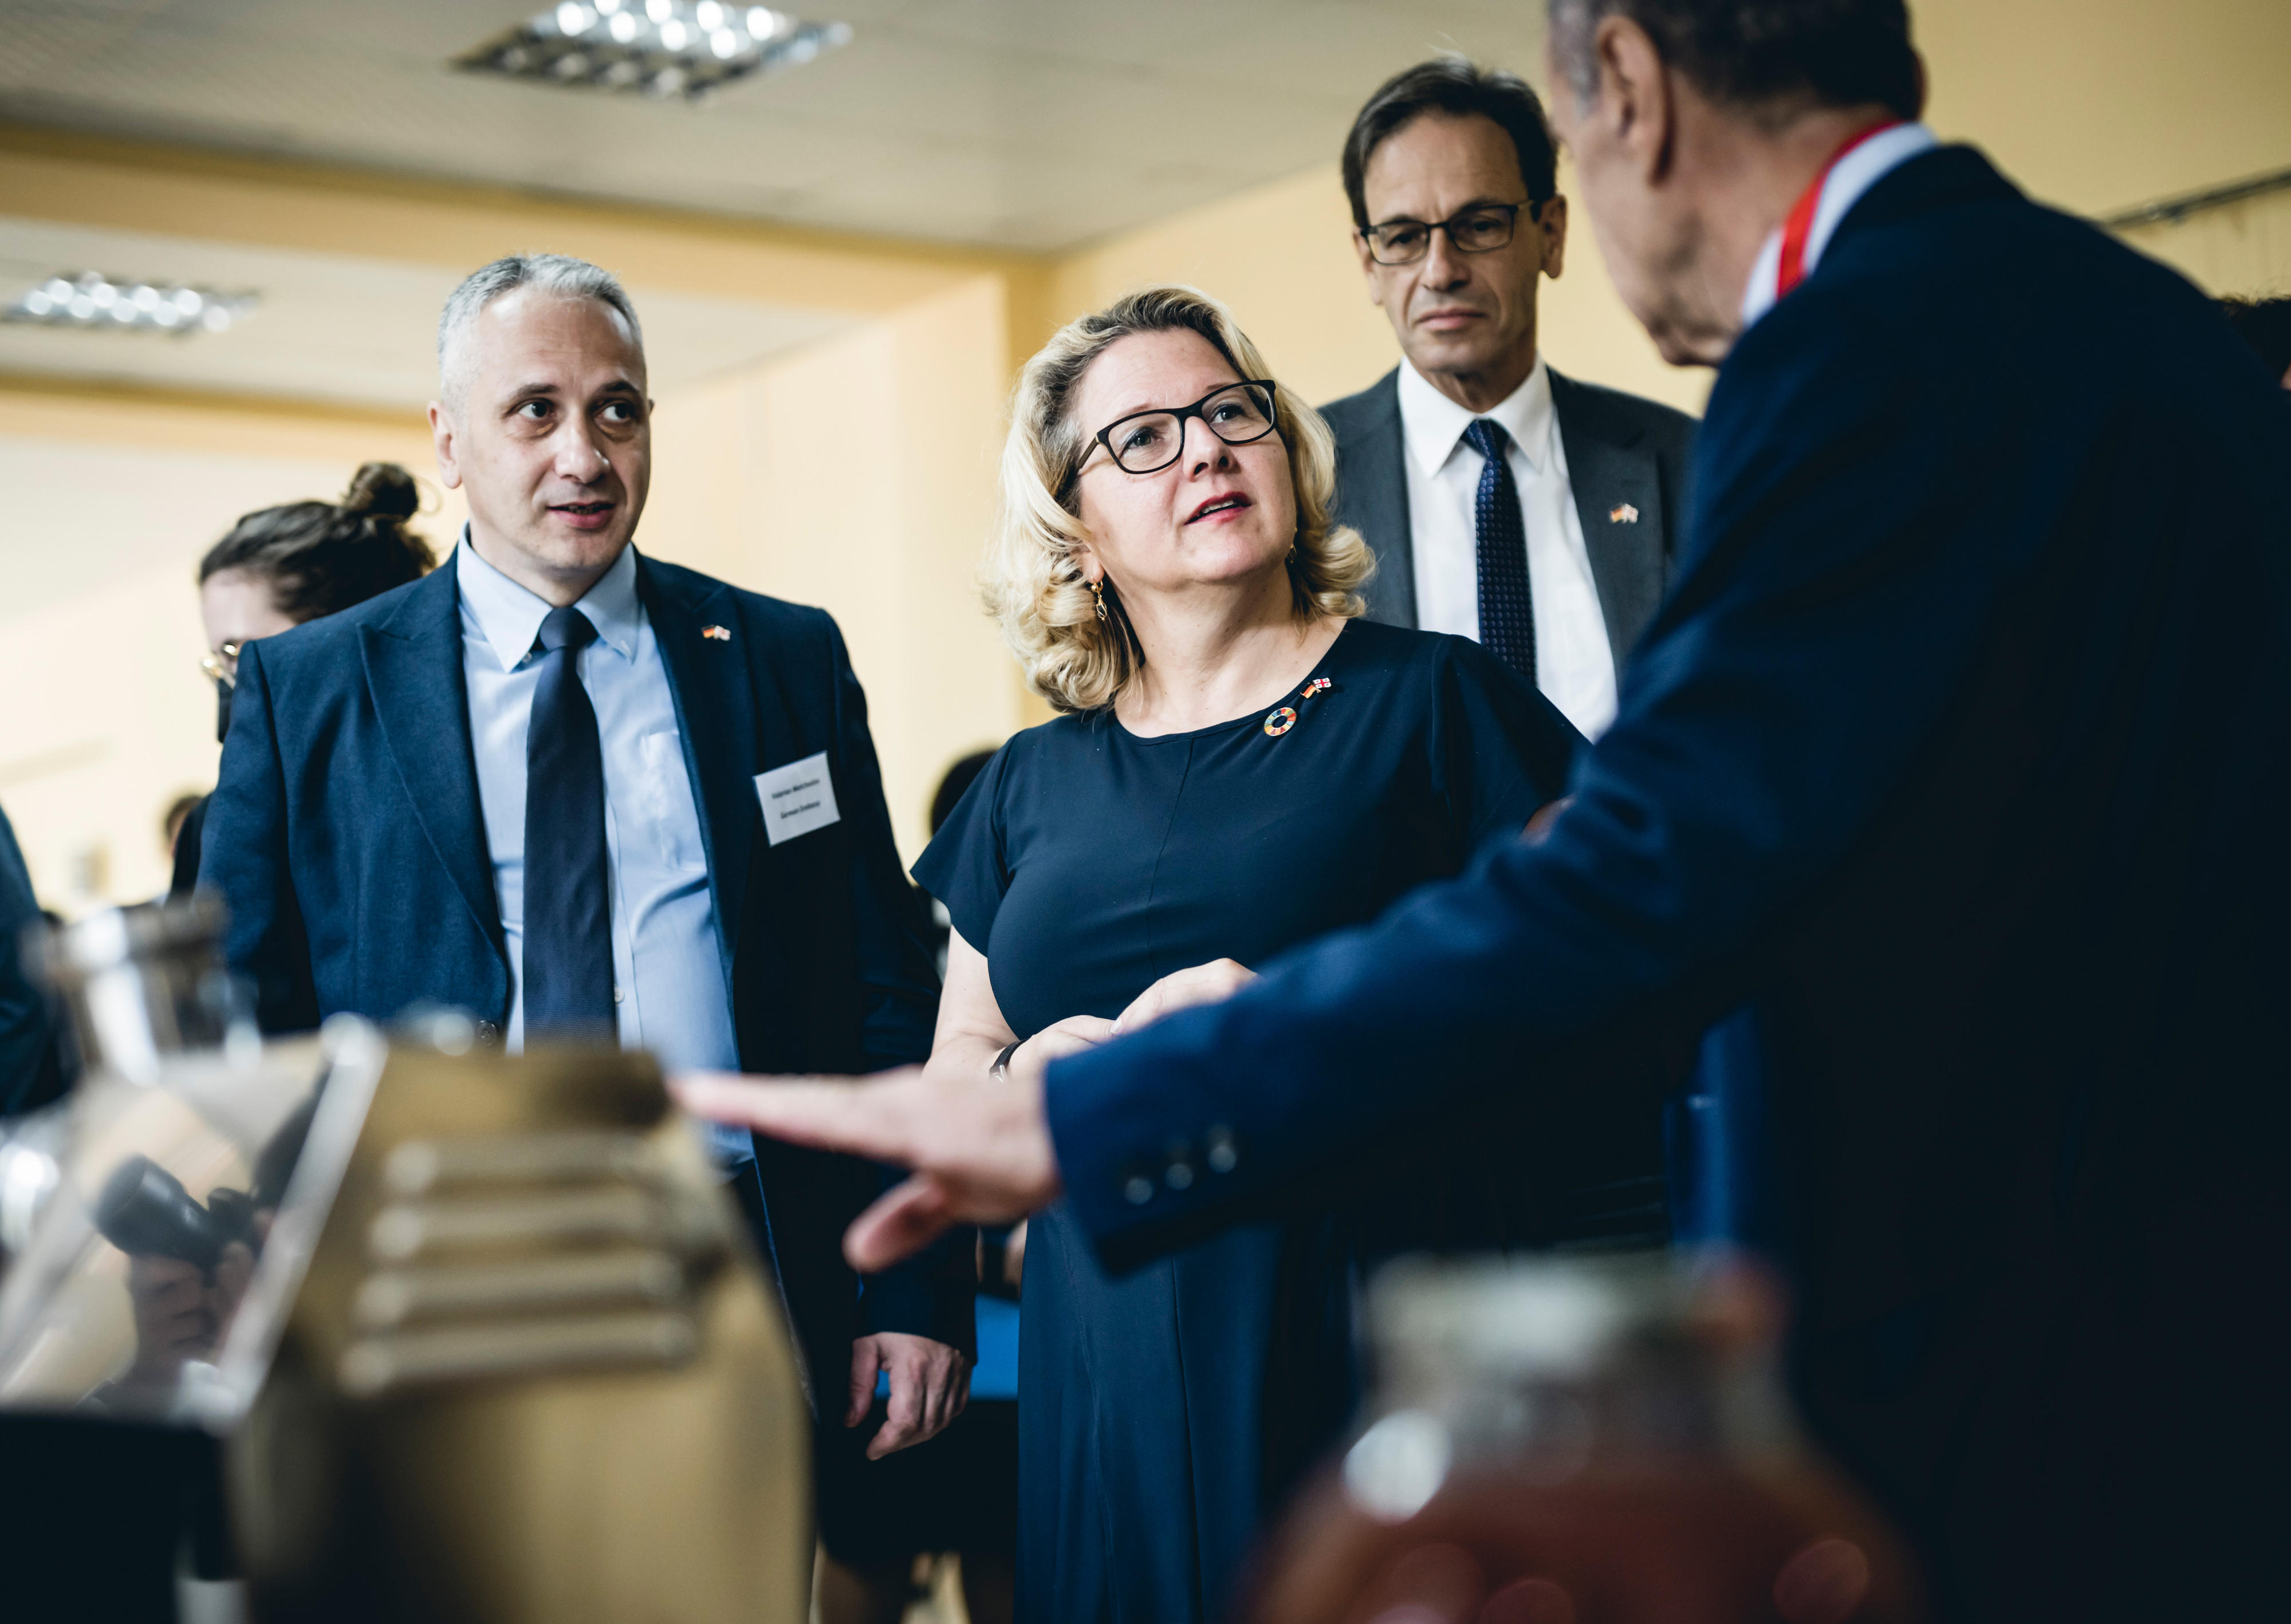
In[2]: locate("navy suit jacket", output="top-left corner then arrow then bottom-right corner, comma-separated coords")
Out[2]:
1320,365 -> 1696,667
199,551 -> 970,1409
1046,148 -> 2291,1618
0,803 -> 62,1114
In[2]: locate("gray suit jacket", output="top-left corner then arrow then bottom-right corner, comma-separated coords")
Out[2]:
1320,365 -> 1696,669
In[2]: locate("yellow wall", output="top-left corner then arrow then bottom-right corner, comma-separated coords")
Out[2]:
0,391 -> 456,908
1916,0 -> 2291,297
643,274 -> 1026,856
1916,0 -> 2291,221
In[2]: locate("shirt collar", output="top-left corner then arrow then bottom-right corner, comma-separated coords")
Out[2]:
1397,352 -> 1555,479
1740,122 -> 1940,331
455,527 -> 641,672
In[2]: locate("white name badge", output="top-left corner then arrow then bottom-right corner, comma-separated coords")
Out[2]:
755,751 -> 841,846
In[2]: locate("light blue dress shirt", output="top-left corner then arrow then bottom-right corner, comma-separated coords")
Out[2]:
455,535 -> 748,1160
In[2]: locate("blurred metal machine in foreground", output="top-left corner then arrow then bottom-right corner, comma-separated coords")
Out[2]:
0,900 -> 809,1623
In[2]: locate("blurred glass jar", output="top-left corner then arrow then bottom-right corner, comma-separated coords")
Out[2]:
1243,1254 -> 1922,1624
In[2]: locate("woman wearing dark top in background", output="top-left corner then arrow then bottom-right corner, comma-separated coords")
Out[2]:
171,462 -> 436,896
906,287 -> 1591,1624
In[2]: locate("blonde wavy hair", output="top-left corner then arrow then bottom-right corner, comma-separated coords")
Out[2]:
985,285 -> 1375,714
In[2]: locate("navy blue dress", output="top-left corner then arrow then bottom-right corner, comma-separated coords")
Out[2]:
913,618 -> 1580,1624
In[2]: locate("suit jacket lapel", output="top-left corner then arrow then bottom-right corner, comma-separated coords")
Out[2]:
360,565 -> 505,963
639,556 -> 759,994
1551,368 -> 1668,668
1344,369 -> 1418,628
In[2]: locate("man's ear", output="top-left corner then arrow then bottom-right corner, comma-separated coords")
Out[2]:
1351,228 -> 1388,309
428,401 -> 463,492
1538,194 -> 1570,280
1595,13 -> 1677,183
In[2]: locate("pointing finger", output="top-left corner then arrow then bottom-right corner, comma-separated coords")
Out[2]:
670,1070 -> 922,1164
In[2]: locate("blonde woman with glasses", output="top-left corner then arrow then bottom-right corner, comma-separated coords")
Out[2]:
691,286 -> 1639,1622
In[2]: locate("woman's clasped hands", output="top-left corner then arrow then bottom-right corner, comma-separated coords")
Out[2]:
667,956 -> 1258,1272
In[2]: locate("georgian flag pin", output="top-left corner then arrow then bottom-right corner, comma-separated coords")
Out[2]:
1608,503 -> 1640,524
702,624 -> 732,641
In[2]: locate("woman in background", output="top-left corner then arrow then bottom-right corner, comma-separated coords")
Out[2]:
173,462 -> 436,896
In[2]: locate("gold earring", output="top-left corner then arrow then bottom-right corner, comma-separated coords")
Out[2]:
1092,577 -> 1107,622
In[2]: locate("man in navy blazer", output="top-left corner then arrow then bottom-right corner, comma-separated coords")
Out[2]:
1324,58 -> 1696,742
683,3 -> 2291,1617
198,255 -> 974,1519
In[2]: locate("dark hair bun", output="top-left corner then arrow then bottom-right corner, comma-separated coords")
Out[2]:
343,461 -> 421,521
198,462 -> 438,621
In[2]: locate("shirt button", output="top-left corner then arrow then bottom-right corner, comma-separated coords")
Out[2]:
1123,1176 -> 1155,1206
612,986 -> 624,1004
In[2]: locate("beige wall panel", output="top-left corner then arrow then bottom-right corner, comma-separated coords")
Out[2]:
1047,165 -> 1403,410
0,385 -> 461,920
644,275 -> 1024,864
0,429 -> 452,912
1916,0 -> 2291,218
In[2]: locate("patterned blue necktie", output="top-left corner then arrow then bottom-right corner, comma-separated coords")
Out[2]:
522,605 -> 615,1039
1463,417 -> 1537,685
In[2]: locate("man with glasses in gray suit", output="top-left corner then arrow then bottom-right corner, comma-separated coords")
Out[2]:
1326,58 -> 1696,739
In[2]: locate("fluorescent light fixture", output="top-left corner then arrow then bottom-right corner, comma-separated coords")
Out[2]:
455,1 -> 852,101
3,272 -> 259,336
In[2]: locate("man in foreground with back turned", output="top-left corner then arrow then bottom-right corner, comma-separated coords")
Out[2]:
680,2 -> 2291,1616
198,253 -> 975,1566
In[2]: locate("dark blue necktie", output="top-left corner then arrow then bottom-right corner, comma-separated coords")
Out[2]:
522,605 -> 615,1039
1463,417 -> 1537,685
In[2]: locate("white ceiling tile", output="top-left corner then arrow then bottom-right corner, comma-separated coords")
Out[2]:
0,0 -> 1532,251
0,215 -> 853,409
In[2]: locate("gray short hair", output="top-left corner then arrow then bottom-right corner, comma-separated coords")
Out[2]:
1547,1 -> 1922,123
436,253 -> 645,407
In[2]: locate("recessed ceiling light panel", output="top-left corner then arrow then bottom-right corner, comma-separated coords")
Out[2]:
3,272 -> 259,337
456,2 -> 852,101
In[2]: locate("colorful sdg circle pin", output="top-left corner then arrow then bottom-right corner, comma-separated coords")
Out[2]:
1263,706 -> 1298,736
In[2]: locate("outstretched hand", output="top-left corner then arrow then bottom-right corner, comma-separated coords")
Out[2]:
671,1025 -> 1104,1271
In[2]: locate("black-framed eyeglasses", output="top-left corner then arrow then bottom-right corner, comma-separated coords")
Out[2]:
1361,200 -> 1540,266
1083,380 -> 1280,478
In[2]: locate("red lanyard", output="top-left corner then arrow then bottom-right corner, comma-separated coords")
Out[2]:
1775,120 -> 1905,298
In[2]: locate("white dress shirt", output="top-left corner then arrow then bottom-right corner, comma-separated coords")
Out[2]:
455,536 -> 744,1152
1399,355 -> 1620,738
1740,121 -> 1939,331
